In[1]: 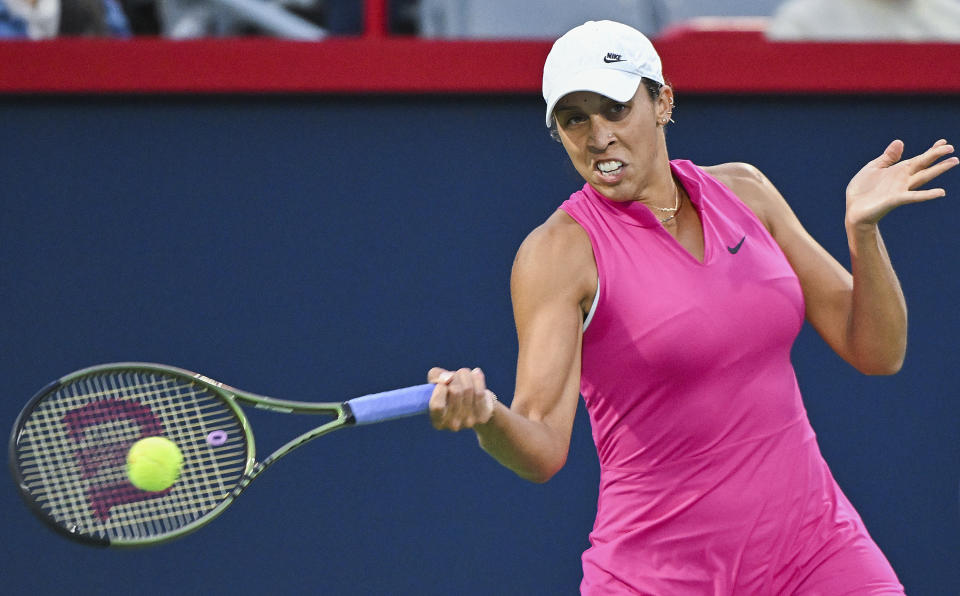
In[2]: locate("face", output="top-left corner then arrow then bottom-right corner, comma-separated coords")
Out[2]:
553,84 -> 673,202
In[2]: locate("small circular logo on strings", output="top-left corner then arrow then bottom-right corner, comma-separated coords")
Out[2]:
206,430 -> 228,446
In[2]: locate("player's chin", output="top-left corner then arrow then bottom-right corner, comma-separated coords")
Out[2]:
592,180 -> 632,202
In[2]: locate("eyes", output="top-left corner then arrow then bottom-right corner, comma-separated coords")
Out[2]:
556,102 -> 629,129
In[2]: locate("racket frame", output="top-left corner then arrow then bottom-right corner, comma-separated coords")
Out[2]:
9,362 -> 392,548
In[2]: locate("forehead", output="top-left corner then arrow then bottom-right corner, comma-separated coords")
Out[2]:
555,91 -> 608,108
554,87 -> 645,110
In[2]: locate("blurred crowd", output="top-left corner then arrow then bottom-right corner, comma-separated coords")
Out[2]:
1,0 -> 959,40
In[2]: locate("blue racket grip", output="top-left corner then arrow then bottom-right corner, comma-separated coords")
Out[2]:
347,383 -> 435,425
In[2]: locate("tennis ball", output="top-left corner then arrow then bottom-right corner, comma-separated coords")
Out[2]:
126,436 -> 183,492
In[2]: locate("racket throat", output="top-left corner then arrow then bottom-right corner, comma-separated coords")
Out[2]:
230,462 -> 266,499
341,402 -> 357,426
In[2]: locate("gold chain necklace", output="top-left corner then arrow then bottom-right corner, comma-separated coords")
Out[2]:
654,181 -> 681,224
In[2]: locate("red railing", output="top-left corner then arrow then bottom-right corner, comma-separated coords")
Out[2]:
363,0 -> 388,39
0,1 -> 958,95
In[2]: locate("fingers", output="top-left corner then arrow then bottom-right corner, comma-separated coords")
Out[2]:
444,369 -> 472,429
427,367 -> 451,384
872,139 -> 956,172
470,367 -> 486,403
901,140 -> 958,197
429,379 -> 448,428
902,188 -> 949,203
867,138 -> 957,198
473,369 -> 498,425
871,139 -> 905,168
847,138 -> 955,226
427,367 -> 492,432
908,143 -> 958,189
910,160 -> 958,191
905,139 -> 955,168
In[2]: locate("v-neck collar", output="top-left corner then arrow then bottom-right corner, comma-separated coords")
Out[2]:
582,160 -> 711,265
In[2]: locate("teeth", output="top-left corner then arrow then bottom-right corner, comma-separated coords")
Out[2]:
597,161 -> 623,173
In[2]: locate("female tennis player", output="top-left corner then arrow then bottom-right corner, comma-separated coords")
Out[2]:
428,20 -> 957,595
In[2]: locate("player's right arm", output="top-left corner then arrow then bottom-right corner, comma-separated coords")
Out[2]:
428,210 -> 595,483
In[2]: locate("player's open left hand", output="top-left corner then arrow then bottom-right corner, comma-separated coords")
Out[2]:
428,367 -> 497,432
845,139 -> 959,229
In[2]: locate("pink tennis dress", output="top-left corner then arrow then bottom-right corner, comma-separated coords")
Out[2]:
559,160 -> 904,595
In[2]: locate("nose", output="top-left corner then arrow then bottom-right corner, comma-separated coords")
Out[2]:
586,117 -> 615,152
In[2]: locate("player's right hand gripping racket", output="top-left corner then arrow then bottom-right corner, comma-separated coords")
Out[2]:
9,362 -> 434,547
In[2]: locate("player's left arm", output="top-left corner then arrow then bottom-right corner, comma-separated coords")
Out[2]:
708,139 -> 958,375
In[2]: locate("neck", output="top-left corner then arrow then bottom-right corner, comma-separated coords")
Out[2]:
634,161 -> 677,211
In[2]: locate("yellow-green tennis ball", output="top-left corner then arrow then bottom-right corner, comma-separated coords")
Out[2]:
126,436 -> 183,492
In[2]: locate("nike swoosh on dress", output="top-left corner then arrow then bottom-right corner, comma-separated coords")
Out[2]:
727,235 -> 746,254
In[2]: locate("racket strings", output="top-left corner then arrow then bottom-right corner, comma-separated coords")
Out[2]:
13,370 -> 249,542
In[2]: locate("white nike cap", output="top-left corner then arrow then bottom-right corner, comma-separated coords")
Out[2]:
542,20 -> 664,128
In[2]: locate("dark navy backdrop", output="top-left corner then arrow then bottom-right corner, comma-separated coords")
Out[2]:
2,95 -> 957,594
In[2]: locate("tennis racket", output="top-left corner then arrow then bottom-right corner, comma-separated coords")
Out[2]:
9,362 -> 434,548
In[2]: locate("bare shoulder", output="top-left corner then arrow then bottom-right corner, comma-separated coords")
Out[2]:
514,209 -> 595,284
517,210 -> 591,261
702,162 -> 790,234
512,210 -> 596,309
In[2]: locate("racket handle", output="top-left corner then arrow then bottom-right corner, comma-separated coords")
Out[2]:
347,383 -> 434,425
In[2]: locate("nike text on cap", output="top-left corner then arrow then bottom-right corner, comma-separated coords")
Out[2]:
542,20 -> 665,128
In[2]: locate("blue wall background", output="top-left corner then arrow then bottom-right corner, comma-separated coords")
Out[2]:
2,95 -> 957,594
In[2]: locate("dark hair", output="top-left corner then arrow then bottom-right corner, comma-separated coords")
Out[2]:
549,77 -> 668,142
